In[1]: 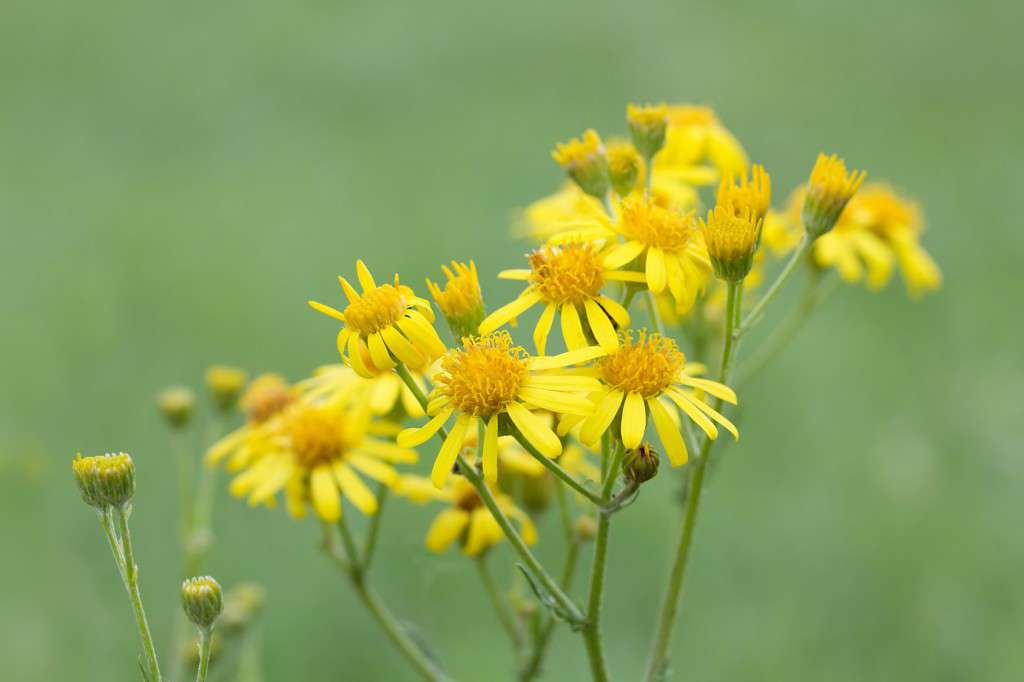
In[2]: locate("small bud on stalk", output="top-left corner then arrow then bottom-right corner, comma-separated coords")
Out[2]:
802,153 -> 865,239
426,261 -> 486,339
157,386 -> 196,429
182,576 -> 224,631
607,141 -> 642,197
552,129 -> 611,199
626,103 -> 668,161
700,204 -> 763,283
623,443 -> 660,485
205,365 -> 247,413
72,453 -> 136,509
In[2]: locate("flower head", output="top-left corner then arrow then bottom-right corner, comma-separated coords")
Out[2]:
552,129 -> 610,198
802,153 -> 866,238
298,364 -> 426,419
700,204 -> 763,282
157,386 -> 196,429
309,260 -> 446,378
627,103 -> 669,159
623,443 -> 660,484
604,197 -> 711,313
207,373 -> 297,472
225,399 -> 415,522
181,576 -> 223,631
606,140 -> 642,197
206,365 -> 247,413
480,242 -> 640,353
426,261 -> 485,339
398,332 -> 603,487
717,164 -> 771,222
559,330 -> 738,464
72,453 -> 135,509
655,105 -> 748,180
396,475 -> 537,556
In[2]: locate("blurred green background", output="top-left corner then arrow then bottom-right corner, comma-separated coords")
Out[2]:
2,0 -> 1021,679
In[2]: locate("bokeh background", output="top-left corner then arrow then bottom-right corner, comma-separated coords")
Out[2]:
3,0 -> 1022,680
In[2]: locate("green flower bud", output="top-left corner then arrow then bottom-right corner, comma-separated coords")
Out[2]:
205,365 -> 247,413
623,443 -> 660,485
574,515 -> 597,542
181,576 -> 224,631
72,453 -> 135,509
552,129 -> 611,199
626,103 -> 668,160
157,386 -> 196,429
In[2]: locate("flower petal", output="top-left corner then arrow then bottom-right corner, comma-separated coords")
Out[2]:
620,391 -> 647,449
648,397 -> 688,466
479,289 -> 543,334
580,388 -> 624,446
482,414 -> 500,485
431,414 -> 472,488
397,408 -> 453,448
584,298 -> 619,351
506,401 -> 562,458
333,462 -> 378,515
560,302 -> 587,351
425,509 -> 469,553
310,465 -> 341,522
534,303 -> 557,356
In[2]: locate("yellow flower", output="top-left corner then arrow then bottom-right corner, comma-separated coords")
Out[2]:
397,332 -> 603,487
655,105 -> 748,181
552,129 -> 610,198
426,261 -> 486,339
606,139 -> 642,197
814,184 -> 940,295
626,103 -> 669,159
700,204 -> 764,283
602,197 -> 711,313
207,373 -> 297,471
760,208 -> 803,257
395,475 -> 537,556
802,153 -> 866,237
559,330 -> 738,464
309,260 -> 446,378
480,242 -> 641,353
716,163 -> 771,222
226,400 -> 416,522
296,364 -> 426,419
514,182 -> 607,243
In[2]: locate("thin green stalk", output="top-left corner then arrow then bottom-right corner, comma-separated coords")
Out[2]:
194,628 -> 212,682
476,554 -> 525,651
186,416 -> 224,577
175,430 -> 193,549
362,484 -> 389,570
327,518 -> 450,682
581,439 -> 624,682
644,280 -> 742,681
99,507 -> 127,583
509,426 -> 603,506
115,505 -> 162,682
737,234 -> 808,335
394,363 -> 585,625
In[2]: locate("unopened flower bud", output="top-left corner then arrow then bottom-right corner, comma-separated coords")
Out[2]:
607,140 -> 642,197
700,204 -> 763,283
426,261 -> 486,338
623,443 -> 660,484
157,386 -> 196,429
574,515 -> 597,542
802,153 -> 866,239
72,453 -> 135,509
626,103 -> 668,160
552,129 -> 610,199
181,576 -> 223,631
205,365 -> 247,413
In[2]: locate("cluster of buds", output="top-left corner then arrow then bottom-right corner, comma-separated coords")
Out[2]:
72,453 -> 136,509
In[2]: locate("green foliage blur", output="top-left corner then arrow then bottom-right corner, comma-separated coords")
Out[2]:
2,1 -> 1021,680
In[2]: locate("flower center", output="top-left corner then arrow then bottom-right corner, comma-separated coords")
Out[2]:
241,375 -> 294,424
453,479 -> 483,511
438,332 -> 529,417
283,405 -> 351,469
344,284 -> 406,335
599,331 -> 683,397
529,243 -> 605,305
618,198 -> 697,252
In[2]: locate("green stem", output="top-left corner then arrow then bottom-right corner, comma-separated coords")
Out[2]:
644,280 -> 742,682
327,519 -> 450,682
186,416 -> 224,577
394,363 -> 584,625
362,484 -> 389,570
581,440 -> 624,682
115,505 -> 162,682
194,628 -> 212,682
509,427 -> 603,506
99,507 -> 127,583
175,430 -> 193,550
737,234 -> 809,335
476,554 -> 525,651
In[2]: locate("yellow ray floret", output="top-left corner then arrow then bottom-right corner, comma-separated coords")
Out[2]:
397,332 -> 604,488
480,242 -> 640,354
558,330 -> 738,466
308,260 -> 446,378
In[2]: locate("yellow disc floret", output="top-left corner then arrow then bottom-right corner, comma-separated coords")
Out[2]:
437,332 -> 529,417
599,331 -> 684,398
343,283 -> 407,335
282,404 -> 352,469
529,242 -> 606,306
700,204 -> 763,282
717,164 -> 771,221
240,373 -> 294,424
618,197 -> 698,252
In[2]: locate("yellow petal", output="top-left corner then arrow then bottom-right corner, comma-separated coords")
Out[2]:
425,508 -> 469,553
479,289 -> 543,334
464,509 -> 500,555
347,334 -> 376,378
355,259 -> 376,291
397,408 -> 453,448
665,388 -> 718,440
528,345 -> 605,370
596,295 -> 630,328
337,276 -> 361,304
516,386 -> 593,416
683,391 -> 739,440
580,389 -> 624,447
360,437 -> 420,463
603,240 -> 646,269
381,326 -> 426,369
646,247 -> 667,293
584,298 -> 619,351
648,398 -> 687,466
310,465 -> 341,522
677,376 -> 737,405
367,333 -> 396,371
333,462 -> 378,515
498,269 -> 532,280
506,401 -> 562,458
534,303 -> 557,356
620,391 -> 647,449
308,300 -> 345,322
560,302 -> 587,351
482,415 -> 500,485
431,414 -> 472,488
347,453 -> 399,485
